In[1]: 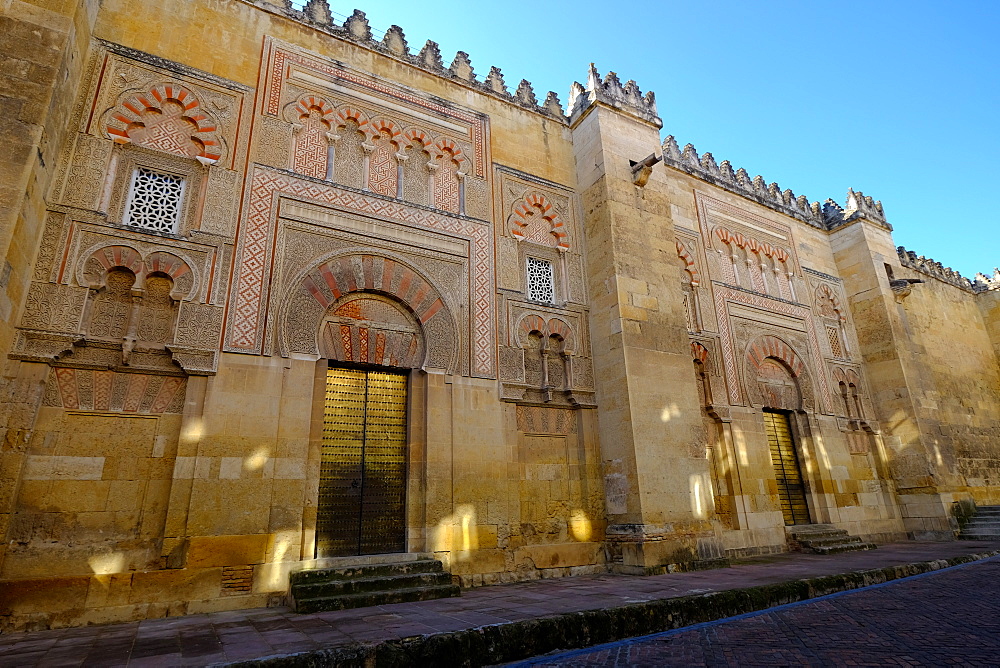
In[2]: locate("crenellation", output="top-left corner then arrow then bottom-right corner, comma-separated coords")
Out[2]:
377,25 -> 407,57
569,63 -> 659,125
344,9 -> 371,40
515,79 -> 538,107
662,134 -> 681,162
449,51 -> 476,82
834,188 -> 888,228
486,66 -> 509,96
242,1 -> 577,121
897,246 -> 983,292
700,152 -> 719,175
543,91 -> 565,118
975,269 -> 1000,291
658,135 -> 885,229
302,0 -> 332,26
681,143 -> 700,170
417,39 -> 444,70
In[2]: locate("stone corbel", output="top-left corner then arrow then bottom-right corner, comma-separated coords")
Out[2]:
706,404 -> 731,423
9,330 -> 78,363
890,278 -> 923,303
166,345 -> 218,375
122,335 -> 136,365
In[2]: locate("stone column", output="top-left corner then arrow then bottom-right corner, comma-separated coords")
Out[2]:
570,79 -> 721,573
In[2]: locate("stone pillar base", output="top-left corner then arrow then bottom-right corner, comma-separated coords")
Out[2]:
896,491 -> 959,541
605,523 -> 728,575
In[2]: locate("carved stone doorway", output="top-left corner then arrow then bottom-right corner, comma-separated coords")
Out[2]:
763,409 -> 810,526
316,366 -> 408,557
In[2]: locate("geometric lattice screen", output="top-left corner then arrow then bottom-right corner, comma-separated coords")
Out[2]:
124,167 -> 185,233
526,257 -> 555,303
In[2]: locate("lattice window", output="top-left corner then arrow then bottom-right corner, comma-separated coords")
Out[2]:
123,167 -> 185,233
827,326 -> 844,358
526,257 -> 555,303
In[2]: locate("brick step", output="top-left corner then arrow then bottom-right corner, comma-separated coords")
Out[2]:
786,525 -> 876,555
294,583 -> 461,614
795,532 -> 859,545
290,559 -> 443,586
959,526 -> 1000,534
811,542 -> 878,555
292,570 -> 453,599
960,530 -> 1000,536
957,506 -> 1000,540
791,529 -> 850,538
800,538 -> 867,550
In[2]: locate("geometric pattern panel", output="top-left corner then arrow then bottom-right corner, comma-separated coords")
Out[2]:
319,295 -> 424,369
47,368 -> 186,414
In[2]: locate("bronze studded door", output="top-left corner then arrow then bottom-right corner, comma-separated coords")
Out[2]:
317,367 -> 408,557
763,409 -> 811,526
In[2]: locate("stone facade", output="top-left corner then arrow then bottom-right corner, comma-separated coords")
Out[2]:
1,0 -> 998,631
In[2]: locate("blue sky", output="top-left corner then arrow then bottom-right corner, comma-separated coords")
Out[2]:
302,2 -> 999,277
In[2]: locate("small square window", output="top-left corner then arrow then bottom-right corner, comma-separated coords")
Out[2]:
827,325 -> 844,358
123,167 -> 185,233
526,257 -> 555,303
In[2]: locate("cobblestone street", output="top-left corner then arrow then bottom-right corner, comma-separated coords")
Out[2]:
515,556 -> 1000,667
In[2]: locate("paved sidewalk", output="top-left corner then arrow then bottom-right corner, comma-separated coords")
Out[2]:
513,556 -> 1000,666
1,541 -> 998,667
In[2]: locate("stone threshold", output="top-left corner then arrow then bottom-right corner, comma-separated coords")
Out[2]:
217,549 -> 1000,668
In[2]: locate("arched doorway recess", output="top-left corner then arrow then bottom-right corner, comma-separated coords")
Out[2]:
746,335 -> 813,526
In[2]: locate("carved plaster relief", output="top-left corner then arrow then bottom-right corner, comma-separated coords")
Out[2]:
52,41 -> 251,236
260,37 -> 489,218
279,252 -> 458,373
268,200 -> 469,371
14,220 -> 223,375
713,286 -> 830,412
42,367 -> 186,414
496,166 -> 586,304
225,165 -> 493,377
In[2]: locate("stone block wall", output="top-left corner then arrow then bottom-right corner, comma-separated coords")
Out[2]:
0,0 -> 997,633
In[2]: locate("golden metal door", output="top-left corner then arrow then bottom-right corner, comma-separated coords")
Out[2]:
763,409 -> 810,526
317,368 -> 407,557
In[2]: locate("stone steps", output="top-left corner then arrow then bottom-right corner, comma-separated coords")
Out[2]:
787,524 -> 877,555
960,506 -> 1000,540
290,558 -> 460,613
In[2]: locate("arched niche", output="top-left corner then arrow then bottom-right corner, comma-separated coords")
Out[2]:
319,294 -> 424,368
279,253 -> 458,373
744,334 -> 814,412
